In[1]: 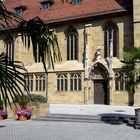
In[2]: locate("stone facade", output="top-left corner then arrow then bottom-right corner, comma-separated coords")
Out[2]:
1,0 -> 140,106
46,15 -> 134,106
133,0 -> 140,47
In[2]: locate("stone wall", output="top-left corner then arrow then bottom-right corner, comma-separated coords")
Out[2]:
47,71 -> 85,104
0,13 -> 137,106
133,0 -> 140,47
47,15 -> 134,105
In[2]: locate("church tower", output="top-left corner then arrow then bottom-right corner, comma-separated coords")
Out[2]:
133,0 -> 140,47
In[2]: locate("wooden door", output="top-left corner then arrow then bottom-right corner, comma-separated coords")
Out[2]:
94,80 -> 108,104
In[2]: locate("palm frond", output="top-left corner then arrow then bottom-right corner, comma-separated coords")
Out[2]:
0,1 -> 23,29
18,17 -> 62,70
0,1 -> 62,109
0,53 -> 29,109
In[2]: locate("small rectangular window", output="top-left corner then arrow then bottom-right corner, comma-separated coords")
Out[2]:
14,6 -> 26,15
41,3 -> 50,10
71,0 -> 81,5
15,8 -> 23,15
40,0 -> 54,10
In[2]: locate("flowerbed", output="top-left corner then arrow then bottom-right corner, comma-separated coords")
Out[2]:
14,108 -> 32,120
0,110 -> 7,115
15,109 -> 32,116
0,110 -> 8,120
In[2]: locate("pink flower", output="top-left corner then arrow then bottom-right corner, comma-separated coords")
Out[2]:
0,110 -> 7,115
14,108 -> 32,117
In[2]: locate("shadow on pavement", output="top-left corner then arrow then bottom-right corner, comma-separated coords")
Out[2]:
98,113 -> 136,127
0,126 -> 6,128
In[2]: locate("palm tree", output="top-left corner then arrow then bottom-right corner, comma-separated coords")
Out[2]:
0,53 -> 29,109
120,47 -> 140,105
0,1 -> 62,108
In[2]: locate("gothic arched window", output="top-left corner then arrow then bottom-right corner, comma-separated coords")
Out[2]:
35,74 -> 46,91
70,73 -> 81,91
57,74 -> 68,91
24,74 -> 33,92
4,36 -> 14,61
66,26 -> 78,60
115,72 -> 128,91
104,22 -> 118,58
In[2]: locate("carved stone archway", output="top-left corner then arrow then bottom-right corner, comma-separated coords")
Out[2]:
90,62 -> 109,104
90,62 -> 109,80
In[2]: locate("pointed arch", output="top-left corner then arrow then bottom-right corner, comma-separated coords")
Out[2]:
90,62 -> 109,79
65,26 -> 78,60
103,21 -> 119,58
70,73 -> 81,91
57,74 -> 68,91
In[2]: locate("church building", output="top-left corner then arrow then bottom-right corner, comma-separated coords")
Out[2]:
1,0 -> 140,106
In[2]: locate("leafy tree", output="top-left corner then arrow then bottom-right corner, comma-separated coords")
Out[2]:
0,1 -> 62,108
120,47 -> 140,105
121,47 -> 140,92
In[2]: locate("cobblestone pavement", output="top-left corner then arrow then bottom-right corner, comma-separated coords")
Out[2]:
0,119 -> 139,140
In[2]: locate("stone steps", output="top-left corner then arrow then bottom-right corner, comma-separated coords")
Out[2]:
33,114 -> 101,123
33,113 -> 135,124
33,104 -> 136,124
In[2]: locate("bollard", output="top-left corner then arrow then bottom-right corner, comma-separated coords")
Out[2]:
134,108 -> 140,129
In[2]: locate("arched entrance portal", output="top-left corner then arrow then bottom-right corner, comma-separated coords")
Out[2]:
90,62 -> 109,105
94,80 -> 108,104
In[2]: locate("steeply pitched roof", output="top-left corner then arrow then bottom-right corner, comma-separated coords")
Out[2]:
4,0 -> 132,23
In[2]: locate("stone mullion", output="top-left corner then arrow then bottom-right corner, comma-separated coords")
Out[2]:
112,29 -> 114,57
60,77 -> 62,91
68,73 -> 70,91
32,74 -> 35,92
73,35 -> 75,60
69,36 -> 71,60
118,80 -> 120,91
30,75 -> 33,92
123,81 -> 126,91
107,30 -> 109,57
63,76 -> 65,91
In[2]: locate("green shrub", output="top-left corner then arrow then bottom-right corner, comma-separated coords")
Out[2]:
14,94 -> 47,106
14,95 -> 30,108
30,94 -> 47,103
0,101 -> 3,109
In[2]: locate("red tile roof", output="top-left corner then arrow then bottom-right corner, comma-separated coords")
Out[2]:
4,0 -> 132,23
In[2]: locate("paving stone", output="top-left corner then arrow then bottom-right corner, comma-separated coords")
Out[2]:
0,119 -> 139,140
